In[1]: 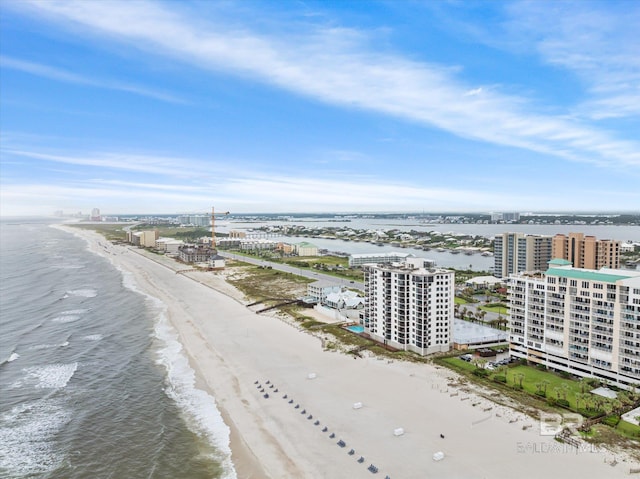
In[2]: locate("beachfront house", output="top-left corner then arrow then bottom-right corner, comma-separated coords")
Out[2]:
324,290 -> 364,310
307,280 -> 342,303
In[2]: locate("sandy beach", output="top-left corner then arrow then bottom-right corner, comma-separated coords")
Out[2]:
65,226 -> 639,479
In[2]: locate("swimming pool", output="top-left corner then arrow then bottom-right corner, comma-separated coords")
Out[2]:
346,325 -> 364,333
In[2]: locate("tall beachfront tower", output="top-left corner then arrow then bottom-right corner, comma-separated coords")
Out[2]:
552,232 -> 621,270
493,232 -> 552,278
363,259 -> 454,355
508,261 -> 640,390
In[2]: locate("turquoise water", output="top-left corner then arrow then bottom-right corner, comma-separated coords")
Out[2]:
346,325 -> 364,333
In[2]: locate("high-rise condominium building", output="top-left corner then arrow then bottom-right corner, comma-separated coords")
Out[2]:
363,258 -> 454,355
493,232 -> 552,278
552,233 -> 621,270
508,260 -> 640,390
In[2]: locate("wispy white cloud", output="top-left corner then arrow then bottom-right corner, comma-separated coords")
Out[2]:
11,0 -> 639,169
0,55 -> 186,104
4,149 -> 224,178
504,1 -> 640,120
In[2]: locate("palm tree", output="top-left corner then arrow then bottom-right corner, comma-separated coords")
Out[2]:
561,383 -> 569,401
578,377 -> 590,394
541,380 -> 550,396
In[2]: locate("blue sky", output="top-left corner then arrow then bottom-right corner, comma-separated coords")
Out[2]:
1,0 -> 639,216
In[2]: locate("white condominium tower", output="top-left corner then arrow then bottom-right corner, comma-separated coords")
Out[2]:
363,259 -> 454,355
493,232 -> 552,278
508,259 -> 640,390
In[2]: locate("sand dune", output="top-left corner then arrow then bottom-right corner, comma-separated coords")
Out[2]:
64,226 -> 638,478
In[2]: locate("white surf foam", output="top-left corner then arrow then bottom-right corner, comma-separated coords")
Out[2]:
82,334 -> 103,341
0,397 -> 71,475
154,315 -> 237,479
55,264 -> 85,270
8,352 -> 20,362
51,315 -> 81,323
89,242 -> 237,478
30,341 -> 70,351
60,309 -> 89,315
66,289 -> 98,298
11,363 -> 78,389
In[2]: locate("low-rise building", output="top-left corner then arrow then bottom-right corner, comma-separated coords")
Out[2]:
295,241 -> 318,256
178,245 -> 213,264
155,238 -> 184,254
307,280 -> 342,303
324,290 -> 364,310
348,251 -> 413,268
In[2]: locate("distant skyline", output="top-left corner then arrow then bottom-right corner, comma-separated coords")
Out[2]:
1,1 -> 639,216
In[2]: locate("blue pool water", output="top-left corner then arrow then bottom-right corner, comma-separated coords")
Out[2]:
346,325 -> 364,333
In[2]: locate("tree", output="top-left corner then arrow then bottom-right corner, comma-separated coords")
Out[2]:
517,373 -> 525,388
541,380 -> 550,395
578,377 -> 590,394
561,383 -> 569,401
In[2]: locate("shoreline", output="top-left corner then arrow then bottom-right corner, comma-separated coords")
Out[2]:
58,225 -> 639,478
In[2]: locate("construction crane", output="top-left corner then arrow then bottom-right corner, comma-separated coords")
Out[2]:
210,207 -> 229,250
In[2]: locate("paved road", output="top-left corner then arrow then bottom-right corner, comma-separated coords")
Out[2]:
217,251 -> 364,291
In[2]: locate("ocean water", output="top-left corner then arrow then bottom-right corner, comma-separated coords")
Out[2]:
0,219 -> 235,479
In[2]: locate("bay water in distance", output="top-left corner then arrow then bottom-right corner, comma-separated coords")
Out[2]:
0,219 -> 235,479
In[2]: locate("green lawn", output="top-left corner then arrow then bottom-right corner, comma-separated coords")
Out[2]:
479,304 -> 510,314
504,365 -> 579,405
454,297 -> 469,305
440,356 -> 479,373
616,419 -> 640,440
438,359 -> 616,414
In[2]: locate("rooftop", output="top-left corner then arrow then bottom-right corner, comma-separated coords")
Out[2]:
545,267 -> 638,283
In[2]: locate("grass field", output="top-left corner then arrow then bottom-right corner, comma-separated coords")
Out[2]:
479,304 -> 510,314
70,223 -> 127,241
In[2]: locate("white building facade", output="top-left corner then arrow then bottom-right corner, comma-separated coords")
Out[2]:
508,262 -> 640,390
363,262 -> 454,355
